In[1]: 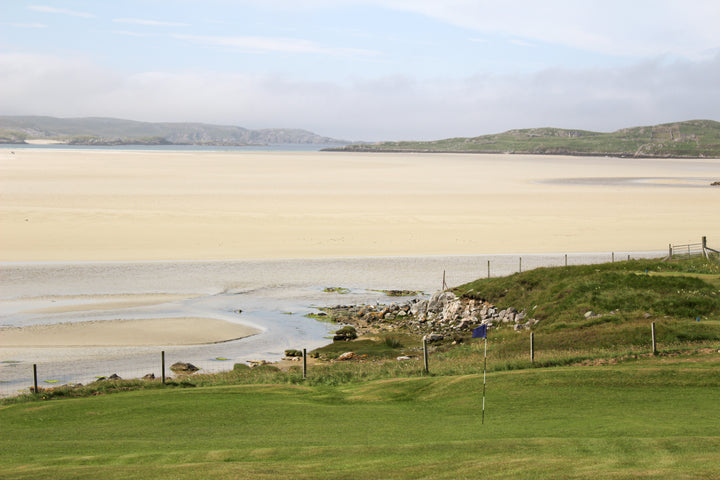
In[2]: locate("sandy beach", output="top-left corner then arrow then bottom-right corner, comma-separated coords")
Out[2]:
2,149 -> 718,262
0,148 -> 718,357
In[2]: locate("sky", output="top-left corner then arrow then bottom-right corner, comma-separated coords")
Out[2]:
1,1 -> 719,141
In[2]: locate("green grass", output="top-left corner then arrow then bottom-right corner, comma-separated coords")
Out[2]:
1,354 -> 719,479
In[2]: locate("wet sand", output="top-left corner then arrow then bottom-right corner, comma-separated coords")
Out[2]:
0,317 -> 260,347
2,148 -> 718,262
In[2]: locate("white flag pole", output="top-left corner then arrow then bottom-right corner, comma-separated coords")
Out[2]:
482,335 -> 487,424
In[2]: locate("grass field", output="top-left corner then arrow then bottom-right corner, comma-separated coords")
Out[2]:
1,352 -> 719,479
2,256 -> 719,479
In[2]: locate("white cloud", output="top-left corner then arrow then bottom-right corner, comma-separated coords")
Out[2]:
1,51 -> 718,141
5,22 -> 47,28
28,5 -> 95,18
375,0 -> 720,59
171,34 -> 380,57
113,18 -> 190,27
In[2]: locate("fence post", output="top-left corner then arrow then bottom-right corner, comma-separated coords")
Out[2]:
487,260 -> 490,279
530,332 -> 535,364
612,252 -> 615,263
519,257 -> 522,273
651,322 -> 657,355
565,254 -> 568,267
303,348 -> 307,379
668,243 -> 672,259
423,336 -> 429,374
161,351 -> 166,384
33,364 -> 38,394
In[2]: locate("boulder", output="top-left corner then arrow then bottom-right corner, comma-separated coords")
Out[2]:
142,373 -> 155,380
170,362 -> 200,374
337,352 -> 355,361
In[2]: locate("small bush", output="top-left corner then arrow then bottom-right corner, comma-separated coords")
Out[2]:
284,349 -> 303,357
334,325 -> 357,341
233,363 -> 251,372
384,336 -> 403,348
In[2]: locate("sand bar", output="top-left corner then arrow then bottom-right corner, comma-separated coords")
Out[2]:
1,148 -> 719,261
0,317 -> 261,347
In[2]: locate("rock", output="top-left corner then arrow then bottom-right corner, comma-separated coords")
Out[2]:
396,356 -> 412,361
107,373 -> 121,380
427,291 -> 457,314
584,311 -> 595,318
142,373 -> 155,380
425,333 -> 444,343
170,362 -> 200,374
337,352 -> 355,361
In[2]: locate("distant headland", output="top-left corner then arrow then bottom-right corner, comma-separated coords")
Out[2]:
0,115 -> 351,147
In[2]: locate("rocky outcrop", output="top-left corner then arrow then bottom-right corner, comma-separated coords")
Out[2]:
319,290 -> 537,337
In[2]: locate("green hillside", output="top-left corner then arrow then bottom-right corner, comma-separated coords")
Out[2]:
330,119 -> 720,158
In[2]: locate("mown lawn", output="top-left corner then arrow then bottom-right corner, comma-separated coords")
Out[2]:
1,353 -> 719,479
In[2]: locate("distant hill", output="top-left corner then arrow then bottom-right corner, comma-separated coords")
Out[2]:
327,120 -> 720,158
0,116 -> 350,146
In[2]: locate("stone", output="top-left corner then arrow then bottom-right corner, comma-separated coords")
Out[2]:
107,373 -> 121,380
142,373 -> 155,380
337,352 -> 355,361
170,362 -> 200,374
584,311 -> 595,318
425,333 -> 444,342
396,356 -> 412,361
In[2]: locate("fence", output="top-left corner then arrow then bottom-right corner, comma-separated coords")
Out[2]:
667,236 -> 720,261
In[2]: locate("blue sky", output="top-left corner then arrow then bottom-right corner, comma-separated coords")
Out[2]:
2,1 -> 719,140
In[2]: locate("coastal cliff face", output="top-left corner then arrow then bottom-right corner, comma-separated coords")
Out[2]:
320,290 -> 537,338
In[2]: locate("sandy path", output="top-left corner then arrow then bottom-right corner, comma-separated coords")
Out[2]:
0,317 -> 260,347
1,148 -> 718,261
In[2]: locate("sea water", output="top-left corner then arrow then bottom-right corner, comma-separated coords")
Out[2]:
0,253 -> 663,396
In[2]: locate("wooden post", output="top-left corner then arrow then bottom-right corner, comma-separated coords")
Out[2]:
33,364 -> 38,394
651,322 -> 657,355
702,236 -> 709,259
519,257 -> 522,273
668,243 -> 672,259
423,337 -> 429,374
303,348 -> 307,379
565,254 -> 568,267
530,332 -> 534,364
487,260 -> 490,279
627,254 -> 630,261
161,351 -> 166,384
612,252 -> 615,263
442,270 -> 448,291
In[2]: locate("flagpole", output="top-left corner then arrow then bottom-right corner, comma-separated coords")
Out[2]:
482,335 -> 487,424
